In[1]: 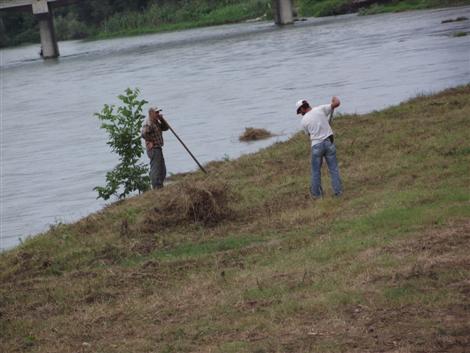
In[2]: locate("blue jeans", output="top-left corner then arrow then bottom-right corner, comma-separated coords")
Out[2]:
311,138 -> 342,198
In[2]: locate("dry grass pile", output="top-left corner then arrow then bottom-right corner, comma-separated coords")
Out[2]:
142,179 -> 235,231
239,127 -> 273,141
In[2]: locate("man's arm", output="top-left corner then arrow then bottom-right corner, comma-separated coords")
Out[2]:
331,96 -> 340,110
329,96 -> 340,123
158,116 -> 170,131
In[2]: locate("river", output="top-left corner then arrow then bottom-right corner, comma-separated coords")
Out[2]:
1,6 -> 469,251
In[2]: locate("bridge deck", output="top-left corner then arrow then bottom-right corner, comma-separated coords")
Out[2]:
0,0 -> 64,10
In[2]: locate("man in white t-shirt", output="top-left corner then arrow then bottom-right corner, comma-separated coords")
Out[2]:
296,97 -> 343,198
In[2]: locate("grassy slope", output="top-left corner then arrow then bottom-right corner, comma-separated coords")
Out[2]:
1,86 -> 470,353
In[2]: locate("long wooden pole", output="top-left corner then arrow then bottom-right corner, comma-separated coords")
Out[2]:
165,122 -> 207,174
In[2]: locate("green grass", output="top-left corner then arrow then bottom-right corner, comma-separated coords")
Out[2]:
1,85 -> 470,352
62,0 -> 470,42
146,234 -> 265,261
452,31 -> 468,37
91,0 -> 271,41
5,0 -> 470,47
299,0 -> 352,17
358,0 -> 470,16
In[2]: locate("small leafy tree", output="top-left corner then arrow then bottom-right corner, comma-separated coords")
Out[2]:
94,88 -> 150,200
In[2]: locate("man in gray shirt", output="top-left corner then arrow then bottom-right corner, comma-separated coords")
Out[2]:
296,96 -> 342,198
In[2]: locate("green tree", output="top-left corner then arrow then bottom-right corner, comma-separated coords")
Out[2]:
94,88 -> 150,200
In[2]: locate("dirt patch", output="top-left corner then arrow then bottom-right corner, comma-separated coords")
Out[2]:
290,302 -> 470,353
359,220 -> 470,285
383,220 -> 470,258
346,305 -> 470,353
130,236 -> 157,255
94,243 -> 128,265
239,127 -> 273,142
280,221 -> 470,353
353,221 -> 470,352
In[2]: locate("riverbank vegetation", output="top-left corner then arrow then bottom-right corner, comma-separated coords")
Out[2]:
0,0 -> 272,46
93,88 -> 150,200
1,85 -> 469,352
356,0 -> 470,16
2,0 -> 470,47
91,0 -> 271,40
300,0 -> 470,16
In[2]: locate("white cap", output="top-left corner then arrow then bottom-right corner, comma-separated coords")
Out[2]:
149,107 -> 162,113
296,99 -> 308,114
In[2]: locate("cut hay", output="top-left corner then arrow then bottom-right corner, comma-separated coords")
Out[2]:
141,180 -> 235,232
239,127 -> 273,142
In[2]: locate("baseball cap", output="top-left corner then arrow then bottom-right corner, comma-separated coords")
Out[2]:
296,99 -> 308,114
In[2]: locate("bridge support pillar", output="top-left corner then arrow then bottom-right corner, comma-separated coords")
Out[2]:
272,0 -> 294,25
33,0 -> 59,59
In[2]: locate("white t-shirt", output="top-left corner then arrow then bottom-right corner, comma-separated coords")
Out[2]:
301,104 -> 334,147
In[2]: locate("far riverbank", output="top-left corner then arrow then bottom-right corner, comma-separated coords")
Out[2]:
69,0 -> 470,42
2,0 -> 470,47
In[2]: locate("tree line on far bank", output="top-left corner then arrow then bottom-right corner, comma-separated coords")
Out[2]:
0,0 -> 271,47
1,0 -> 469,47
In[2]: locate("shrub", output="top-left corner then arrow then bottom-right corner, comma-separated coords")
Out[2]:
299,0 -> 351,17
55,13 -> 90,40
94,88 -> 150,200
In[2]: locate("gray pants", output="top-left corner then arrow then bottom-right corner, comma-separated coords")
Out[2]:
148,147 -> 166,189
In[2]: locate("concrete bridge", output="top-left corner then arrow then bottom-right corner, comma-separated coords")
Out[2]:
0,0 -> 69,58
272,0 -> 294,26
1,0 -> 295,59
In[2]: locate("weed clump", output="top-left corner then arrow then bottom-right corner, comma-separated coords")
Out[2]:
142,180 -> 235,231
239,127 -> 273,142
